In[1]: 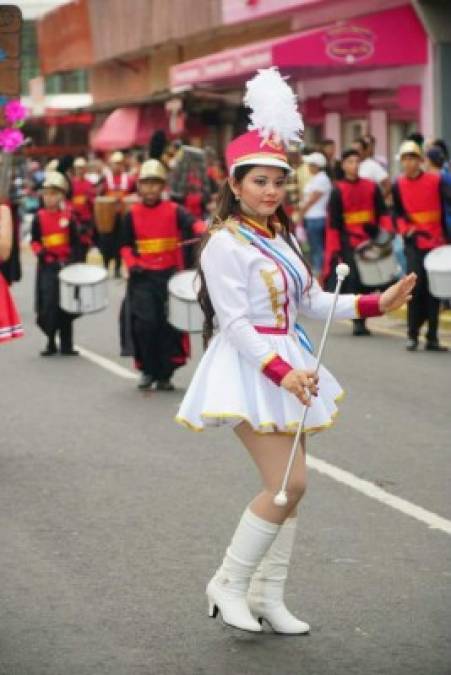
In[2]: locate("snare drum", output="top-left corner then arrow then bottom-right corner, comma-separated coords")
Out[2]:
424,245 -> 451,299
354,239 -> 399,288
94,196 -> 117,234
168,270 -> 203,333
59,264 -> 108,314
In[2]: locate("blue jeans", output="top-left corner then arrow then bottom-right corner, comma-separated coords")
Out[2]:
304,217 -> 326,274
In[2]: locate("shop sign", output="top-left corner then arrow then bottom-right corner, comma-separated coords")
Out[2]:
0,4 -> 21,97
324,23 -> 375,64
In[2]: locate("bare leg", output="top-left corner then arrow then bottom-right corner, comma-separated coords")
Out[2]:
234,421 -> 307,524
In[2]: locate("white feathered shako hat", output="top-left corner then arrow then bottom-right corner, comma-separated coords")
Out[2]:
225,67 -> 303,175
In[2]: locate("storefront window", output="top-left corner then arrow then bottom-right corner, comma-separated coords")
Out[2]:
46,70 -> 88,95
20,20 -> 88,96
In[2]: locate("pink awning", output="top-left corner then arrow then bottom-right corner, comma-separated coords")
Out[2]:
91,106 -> 168,151
170,5 -> 427,89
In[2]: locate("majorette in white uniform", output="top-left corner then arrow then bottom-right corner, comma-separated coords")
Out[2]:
176,216 -> 380,435
174,68 -> 386,637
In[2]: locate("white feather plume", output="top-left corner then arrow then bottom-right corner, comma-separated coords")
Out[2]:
244,67 -> 303,146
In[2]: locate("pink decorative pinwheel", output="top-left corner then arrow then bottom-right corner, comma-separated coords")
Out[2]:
0,98 -> 28,153
0,128 -> 25,153
4,99 -> 27,124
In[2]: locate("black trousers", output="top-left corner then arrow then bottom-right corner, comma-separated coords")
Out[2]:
326,246 -> 370,330
128,269 -> 187,381
98,217 -> 121,274
405,243 -> 440,342
119,294 -> 134,357
35,262 -> 76,348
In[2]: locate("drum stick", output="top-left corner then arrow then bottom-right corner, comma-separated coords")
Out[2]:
273,263 -> 350,507
177,237 -> 202,247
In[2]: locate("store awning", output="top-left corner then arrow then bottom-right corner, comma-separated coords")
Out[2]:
91,106 -> 168,151
170,5 -> 427,89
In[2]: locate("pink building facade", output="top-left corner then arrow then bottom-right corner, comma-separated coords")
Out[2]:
171,0 -> 446,167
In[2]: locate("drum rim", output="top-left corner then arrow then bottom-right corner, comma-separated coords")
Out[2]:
59,263 -> 108,284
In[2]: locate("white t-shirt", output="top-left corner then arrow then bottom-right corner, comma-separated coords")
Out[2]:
359,157 -> 388,184
303,171 -> 332,219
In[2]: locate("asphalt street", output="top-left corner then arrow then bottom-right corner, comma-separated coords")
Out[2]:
1,256 -> 450,675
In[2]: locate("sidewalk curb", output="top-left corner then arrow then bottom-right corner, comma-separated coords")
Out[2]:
389,306 -> 451,329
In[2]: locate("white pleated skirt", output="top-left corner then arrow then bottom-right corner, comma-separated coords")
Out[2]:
175,332 -> 344,435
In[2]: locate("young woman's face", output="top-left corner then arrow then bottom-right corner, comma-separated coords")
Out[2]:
231,166 -> 287,218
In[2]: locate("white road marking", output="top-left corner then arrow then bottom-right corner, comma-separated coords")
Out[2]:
76,343 -> 451,536
75,344 -> 138,380
307,455 -> 451,536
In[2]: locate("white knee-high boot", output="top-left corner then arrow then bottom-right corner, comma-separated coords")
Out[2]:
207,508 -> 280,632
247,517 -> 310,634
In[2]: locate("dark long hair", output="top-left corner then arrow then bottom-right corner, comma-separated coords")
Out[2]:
197,164 -> 312,347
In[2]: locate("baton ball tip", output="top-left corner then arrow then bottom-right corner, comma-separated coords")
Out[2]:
274,491 -> 288,507
336,263 -> 350,279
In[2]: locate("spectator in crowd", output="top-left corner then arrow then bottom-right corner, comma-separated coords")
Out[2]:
432,138 -> 450,172
299,152 -> 332,276
426,145 -> 451,241
353,136 -> 391,198
320,138 -> 342,180
362,133 -> 388,170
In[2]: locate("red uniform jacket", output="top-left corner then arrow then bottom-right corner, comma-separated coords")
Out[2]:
120,200 -> 206,272
392,172 -> 446,250
323,177 -> 392,279
103,170 -> 135,199
70,177 -> 95,223
31,208 -> 78,263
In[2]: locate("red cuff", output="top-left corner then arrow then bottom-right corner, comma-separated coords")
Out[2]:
31,241 -> 43,255
262,354 -> 293,387
380,214 -> 394,234
193,219 -> 207,236
396,217 -> 410,235
356,294 -> 382,318
120,246 -> 139,269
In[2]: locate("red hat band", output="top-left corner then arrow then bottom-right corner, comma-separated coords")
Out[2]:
226,130 -> 291,175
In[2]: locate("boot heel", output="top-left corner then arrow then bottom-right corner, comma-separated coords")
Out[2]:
208,598 -> 219,618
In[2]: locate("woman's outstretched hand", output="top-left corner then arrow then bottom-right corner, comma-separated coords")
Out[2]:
281,369 -> 319,406
379,273 -> 417,313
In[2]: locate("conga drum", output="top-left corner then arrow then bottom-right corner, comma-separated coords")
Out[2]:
94,196 -> 117,234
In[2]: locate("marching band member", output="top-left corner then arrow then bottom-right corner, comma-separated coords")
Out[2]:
175,68 -> 415,635
31,172 -> 80,356
70,157 -> 96,260
0,202 -> 23,344
392,140 -> 449,351
323,148 -> 394,336
120,159 -> 205,391
100,151 -> 135,277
